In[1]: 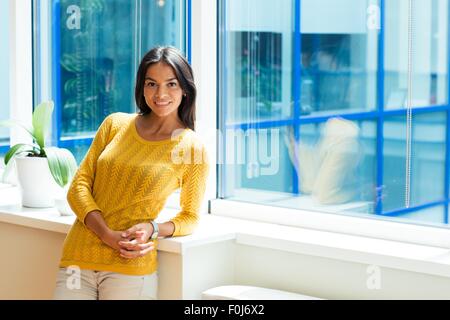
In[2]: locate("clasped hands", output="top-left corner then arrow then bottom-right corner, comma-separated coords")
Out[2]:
101,222 -> 155,259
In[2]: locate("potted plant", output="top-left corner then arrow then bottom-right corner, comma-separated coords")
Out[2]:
1,101 -> 78,212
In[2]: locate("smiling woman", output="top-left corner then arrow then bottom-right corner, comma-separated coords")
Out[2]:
53,47 -> 210,300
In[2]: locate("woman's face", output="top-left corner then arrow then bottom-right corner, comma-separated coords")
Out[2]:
143,62 -> 184,118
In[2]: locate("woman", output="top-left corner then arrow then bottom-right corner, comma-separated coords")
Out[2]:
53,46 -> 209,300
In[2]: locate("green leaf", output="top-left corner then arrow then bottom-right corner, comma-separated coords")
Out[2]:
0,119 -> 35,139
44,147 -> 78,187
4,144 -> 36,165
32,101 -> 54,149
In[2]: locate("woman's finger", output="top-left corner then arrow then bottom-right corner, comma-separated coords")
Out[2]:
119,240 -> 153,251
137,246 -> 154,257
121,225 -> 138,238
118,239 -> 138,249
120,244 -> 155,259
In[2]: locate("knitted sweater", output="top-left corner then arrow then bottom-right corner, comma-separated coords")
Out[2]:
59,112 -> 209,275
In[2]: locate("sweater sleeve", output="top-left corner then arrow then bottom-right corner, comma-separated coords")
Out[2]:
67,114 -> 114,225
170,143 -> 210,237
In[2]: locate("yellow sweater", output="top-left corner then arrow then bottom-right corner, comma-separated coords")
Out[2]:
60,112 -> 209,275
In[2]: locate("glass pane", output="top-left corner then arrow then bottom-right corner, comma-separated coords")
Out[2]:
383,112 -> 446,214
385,0 -> 448,109
300,0 -> 379,116
221,119 -> 377,215
223,0 -> 294,123
34,0 -> 185,161
220,125 -> 294,202
0,0 -> 10,158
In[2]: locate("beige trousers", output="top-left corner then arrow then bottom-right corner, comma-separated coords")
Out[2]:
53,267 -> 158,300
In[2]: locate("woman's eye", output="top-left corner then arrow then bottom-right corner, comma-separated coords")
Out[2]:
145,82 -> 156,87
168,82 -> 177,87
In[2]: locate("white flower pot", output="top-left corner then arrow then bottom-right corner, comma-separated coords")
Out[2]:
15,157 -> 62,208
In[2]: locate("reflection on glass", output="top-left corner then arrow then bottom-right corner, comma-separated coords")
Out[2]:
295,119 -> 376,209
383,112 -> 446,215
221,126 -> 292,199
224,0 -> 293,123
219,0 -> 450,227
221,119 -> 377,215
385,0 -> 448,109
300,0 -> 379,115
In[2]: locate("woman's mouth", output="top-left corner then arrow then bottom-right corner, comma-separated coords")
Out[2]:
154,101 -> 171,107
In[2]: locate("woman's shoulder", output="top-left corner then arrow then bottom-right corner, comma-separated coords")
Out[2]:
105,112 -> 135,123
103,112 -> 135,129
98,112 -> 136,140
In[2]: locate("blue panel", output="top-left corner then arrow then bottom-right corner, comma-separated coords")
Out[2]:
381,200 -> 447,218
218,0 -> 228,198
376,0 -> 385,215
445,2 -> 450,224
292,0 -> 301,194
187,0 -> 192,63
59,137 -> 94,149
298,111 -> 379,124
52,0 -> 62,147
445,111 -> 450,224
226,118 -> 295,130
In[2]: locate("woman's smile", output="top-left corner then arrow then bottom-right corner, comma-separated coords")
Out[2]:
154,100 -> 172,107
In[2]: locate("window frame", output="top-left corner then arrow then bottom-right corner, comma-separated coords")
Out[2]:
9,0 -> 33,149
214,0 -> 450,248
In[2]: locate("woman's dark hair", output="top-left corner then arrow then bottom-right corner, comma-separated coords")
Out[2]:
135,46 -> 197,131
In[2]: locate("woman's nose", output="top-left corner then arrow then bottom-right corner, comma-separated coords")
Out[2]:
155,85 -> 168,98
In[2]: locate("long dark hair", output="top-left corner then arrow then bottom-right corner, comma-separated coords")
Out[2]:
134,46 -> 197,131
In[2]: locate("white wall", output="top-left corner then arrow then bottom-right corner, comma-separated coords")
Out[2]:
2,221 -> 450,300
234,244 -> 450,299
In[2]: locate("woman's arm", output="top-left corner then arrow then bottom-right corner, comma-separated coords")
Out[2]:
67,115 -> 114,226
169,143 -> 210,237
157,221 -> 175,237
84,210 -> 110,239
85,210 -> 132,250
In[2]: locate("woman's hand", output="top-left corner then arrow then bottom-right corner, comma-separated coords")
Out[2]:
118,223 -> 155,259
100,229 -> 130,251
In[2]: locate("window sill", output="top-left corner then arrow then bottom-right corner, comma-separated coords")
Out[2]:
2,186 -> 450,279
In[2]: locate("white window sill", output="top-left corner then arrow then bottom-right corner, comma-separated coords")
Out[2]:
1,185 -> 450,279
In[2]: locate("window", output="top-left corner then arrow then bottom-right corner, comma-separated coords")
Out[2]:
218,0 -> 450,228
0,0 -> 10,159
33,0 -> 188,163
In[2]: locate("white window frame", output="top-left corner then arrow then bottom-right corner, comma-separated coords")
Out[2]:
189,0 -> 218,212
9,0 -> 33,146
